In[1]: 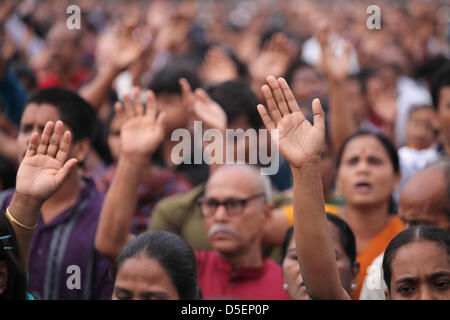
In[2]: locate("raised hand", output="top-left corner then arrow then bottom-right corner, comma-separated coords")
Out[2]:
249,33 -> 298,86
180,78 -> 227,132
317,23 -> 352,82
257,76 -> 325,168
115,87 -> 166,157
15,121 -> 78,205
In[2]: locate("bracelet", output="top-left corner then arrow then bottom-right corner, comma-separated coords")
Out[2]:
6,207 -> 37,230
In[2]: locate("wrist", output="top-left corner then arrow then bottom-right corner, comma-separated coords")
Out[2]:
290,160 -> 321,176
9,192 -> 43,216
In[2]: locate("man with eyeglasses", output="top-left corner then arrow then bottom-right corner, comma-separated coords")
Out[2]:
194,164 -> 290,299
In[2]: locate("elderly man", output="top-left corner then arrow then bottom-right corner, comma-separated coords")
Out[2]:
95,89 -> 290,300
360,159 -> 450,299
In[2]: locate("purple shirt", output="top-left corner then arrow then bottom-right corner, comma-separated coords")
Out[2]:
0,179 -> 113,300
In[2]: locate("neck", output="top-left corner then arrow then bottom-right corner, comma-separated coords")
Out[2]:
341,201 -> 391,253
216,240 -> 264,271
40,169 -> 83,223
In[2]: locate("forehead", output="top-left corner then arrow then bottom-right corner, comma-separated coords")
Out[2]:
206,167 -> 258,197
390,240 -> 450,280
21,103 -> 61,125
342,135 -> 390,158
115,256 -> 175,291
409,107 -> 434,120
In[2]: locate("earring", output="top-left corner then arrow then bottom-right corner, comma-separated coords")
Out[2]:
283,283 -> 288,291
351,283 -> 357,290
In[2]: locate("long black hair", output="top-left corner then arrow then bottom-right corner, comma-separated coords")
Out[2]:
0,212 -> 28,300
112,231 -> 201,300
382,225 -> 450,293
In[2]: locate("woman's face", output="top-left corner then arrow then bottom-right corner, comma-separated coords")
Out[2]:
282,222 -> 358,299
388,240 -> 450,300
328,222 -> 358,295
107,113 -> 127,163
337,136 -> 398,208
112,256 -> 179,300
282,235 -> 310,300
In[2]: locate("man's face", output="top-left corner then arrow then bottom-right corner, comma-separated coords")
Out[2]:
46,24 -> 80,71
399,169 -> 450,232
202,168 -> 268,257
437,87 -> 450,149
17,104 -> 77,164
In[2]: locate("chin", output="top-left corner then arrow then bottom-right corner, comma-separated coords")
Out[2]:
211,241 -> 239,256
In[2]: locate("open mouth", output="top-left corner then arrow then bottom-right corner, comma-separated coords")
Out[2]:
354,182 -> 372,193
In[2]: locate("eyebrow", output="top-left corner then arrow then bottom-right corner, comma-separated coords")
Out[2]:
395,272 -> 450,284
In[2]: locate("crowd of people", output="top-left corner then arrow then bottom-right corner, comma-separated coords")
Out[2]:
0,0 -> 449,300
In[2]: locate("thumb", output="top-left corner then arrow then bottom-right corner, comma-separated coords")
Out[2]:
54,159 -> 78,187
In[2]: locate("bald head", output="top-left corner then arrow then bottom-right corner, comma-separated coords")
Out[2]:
399,161 -> 450,232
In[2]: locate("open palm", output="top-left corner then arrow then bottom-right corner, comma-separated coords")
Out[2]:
116,87 -> 166,156
257,76 -> 325,168
16,121 -> 78,204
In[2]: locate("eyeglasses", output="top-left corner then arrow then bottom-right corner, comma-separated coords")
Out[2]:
197,193 -> 266,218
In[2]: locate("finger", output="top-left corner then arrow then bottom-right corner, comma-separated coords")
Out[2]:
180,78 -> 194,111
277,77 -> 302,113
257,104 -> 276,132
155,110 -> 166,130
54,158 -> 78,187
312,98 -> 325,133
47,120 -> 64,158
114,101 -> 124,115
146,90 -> 157,122
37,121 -> 55,155
122,93 -> 135,118
55,131 -> 72,164
133,87 -> 145,116
24,132 -> 39,158
261,84 -> 282,123
266,76 -> 290,116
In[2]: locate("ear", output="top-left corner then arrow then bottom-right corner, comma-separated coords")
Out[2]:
0,260 -> 8,295
384,288 -> 391,300
262,203 -> 273,221
71,138 -> 91,163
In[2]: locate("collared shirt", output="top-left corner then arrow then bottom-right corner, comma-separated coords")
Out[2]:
195,250 -> 291,300
0,179 -> 113,300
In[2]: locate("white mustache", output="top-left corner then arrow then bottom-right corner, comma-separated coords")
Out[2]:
208,224 -> 238,238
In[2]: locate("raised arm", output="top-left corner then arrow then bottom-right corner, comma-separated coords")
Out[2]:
257,76 -> 350,300
7,121 -> 77,271
317,25 -> 357,155
94,87 -> 165,261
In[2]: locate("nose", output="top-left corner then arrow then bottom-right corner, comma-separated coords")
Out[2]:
213,204 -> 229,222
417,285 -> 436,300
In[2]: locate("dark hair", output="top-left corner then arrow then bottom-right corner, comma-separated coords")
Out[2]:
0,155 -> 16,191
430,61 -> 450,109
0,213 -> 28,300
336,130 -> 399,174
26,88 -> 96,142
149,61 -> 200,96
281,213 -> 356,266
382,225 -> 450,293
113,231 -> 201,300
206,80 -> 262,129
